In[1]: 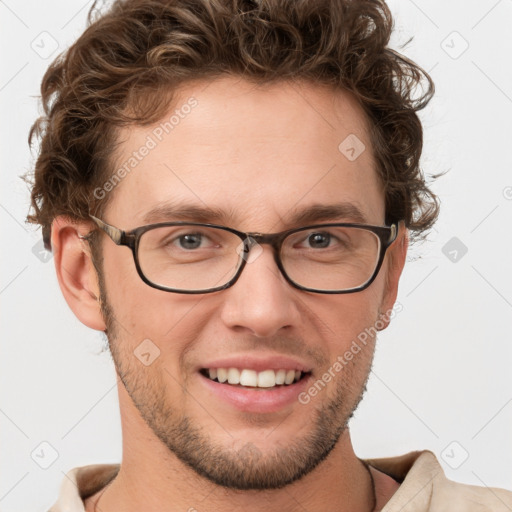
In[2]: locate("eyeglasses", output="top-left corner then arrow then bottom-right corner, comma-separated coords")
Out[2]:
85,215 -> 399,294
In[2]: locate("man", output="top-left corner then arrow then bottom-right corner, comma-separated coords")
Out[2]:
27,0 -> 511,510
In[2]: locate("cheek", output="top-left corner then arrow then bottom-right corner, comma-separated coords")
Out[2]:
309,284 -> 383,350
99,246 -> 163,338
318,290 -> 382,388
101,247 -> 145,315
100,246 -> 211,361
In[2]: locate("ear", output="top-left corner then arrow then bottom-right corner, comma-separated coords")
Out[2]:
51,216 -> 106,331
378,221 -> 409,330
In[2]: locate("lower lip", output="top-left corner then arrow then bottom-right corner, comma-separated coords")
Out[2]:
199,373 -> 312,413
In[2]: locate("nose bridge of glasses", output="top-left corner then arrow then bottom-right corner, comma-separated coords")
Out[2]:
244,232 -> 284,253
237,232 -> 287,286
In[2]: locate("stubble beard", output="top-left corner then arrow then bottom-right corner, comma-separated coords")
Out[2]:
96,267 -> 374,491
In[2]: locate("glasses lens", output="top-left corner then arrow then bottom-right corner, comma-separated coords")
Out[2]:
138,225 -> 243,291
281,226 -> 381,291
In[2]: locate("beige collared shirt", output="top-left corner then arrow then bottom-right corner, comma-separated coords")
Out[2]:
48,450 -> 512,511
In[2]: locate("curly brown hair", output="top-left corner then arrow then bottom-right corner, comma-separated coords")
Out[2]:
27,0 -> 439,249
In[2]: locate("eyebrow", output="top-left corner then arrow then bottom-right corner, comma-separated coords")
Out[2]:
142,201 -> 368,227
286,203 -> 368,226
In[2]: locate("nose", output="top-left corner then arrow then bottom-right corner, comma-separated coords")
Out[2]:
219,244 -> 301,338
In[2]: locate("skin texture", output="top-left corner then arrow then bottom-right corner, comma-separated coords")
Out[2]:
52,77 -> 407,512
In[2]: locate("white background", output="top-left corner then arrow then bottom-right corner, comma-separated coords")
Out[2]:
1,0 -> 512,510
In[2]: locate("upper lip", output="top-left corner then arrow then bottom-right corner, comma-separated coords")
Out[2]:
198,354 -> 313,373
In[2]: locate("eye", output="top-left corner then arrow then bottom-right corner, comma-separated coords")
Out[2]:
287,228 -> 352,252
177,233 -> 204,250
158,230 -> 217,251
306,232 -> 331,249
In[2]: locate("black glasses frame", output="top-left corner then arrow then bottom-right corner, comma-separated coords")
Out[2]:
85,215 -> 399,294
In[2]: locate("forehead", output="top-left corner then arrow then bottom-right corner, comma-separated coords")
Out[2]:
106,77 -> 385,230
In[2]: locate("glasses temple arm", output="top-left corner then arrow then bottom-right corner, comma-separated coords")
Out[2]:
88,215 -> 124,245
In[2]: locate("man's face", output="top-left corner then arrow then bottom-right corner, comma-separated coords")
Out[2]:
96,77 -> 401,490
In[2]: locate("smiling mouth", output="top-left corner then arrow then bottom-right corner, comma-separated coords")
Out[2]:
200,368 -> 311,389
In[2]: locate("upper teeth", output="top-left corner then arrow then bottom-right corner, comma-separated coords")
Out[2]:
207,368 -> 303,388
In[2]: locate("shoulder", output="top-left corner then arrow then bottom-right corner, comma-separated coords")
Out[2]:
48,463 -> 120,512
366,450 -> 512,512
431,469 -> 512,512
